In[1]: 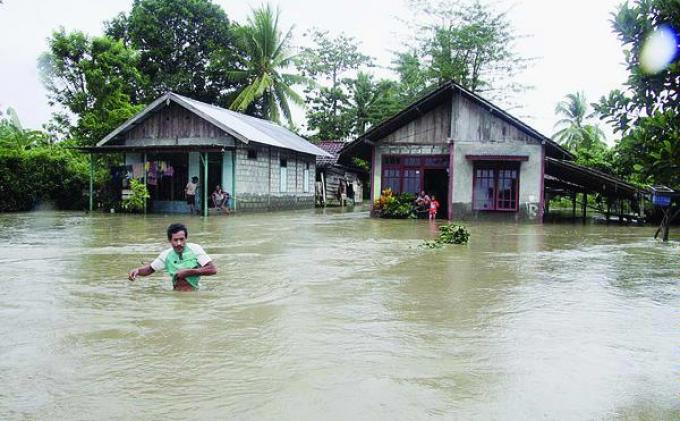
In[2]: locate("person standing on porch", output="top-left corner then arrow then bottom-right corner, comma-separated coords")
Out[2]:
429,195 -> 440,220
185,176 -> 198,214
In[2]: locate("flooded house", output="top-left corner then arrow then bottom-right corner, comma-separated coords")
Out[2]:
88,92 -> 331,215
341,81 -> 582,222
315,141 -> 366,206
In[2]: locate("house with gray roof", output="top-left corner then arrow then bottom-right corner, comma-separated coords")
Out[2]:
90,92 -> 331,215
315,141 -> 366,206
340,81 -> 643,222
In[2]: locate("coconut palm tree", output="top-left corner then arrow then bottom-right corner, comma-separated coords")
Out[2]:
553,91 -> 605,151
227,4 -> 304,125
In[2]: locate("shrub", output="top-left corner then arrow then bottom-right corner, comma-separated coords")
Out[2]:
0,148 -> 90,211
373,188 -> 417,218
121,178 -> 149,213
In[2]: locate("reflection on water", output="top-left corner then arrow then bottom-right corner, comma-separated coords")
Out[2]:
0,210 -> 678,420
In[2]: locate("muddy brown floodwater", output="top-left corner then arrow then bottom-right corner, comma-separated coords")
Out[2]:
1,209 -> 678,420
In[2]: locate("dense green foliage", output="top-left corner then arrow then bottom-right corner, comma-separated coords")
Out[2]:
105,0 -> 238,104
39,31 -> 145,145
552,92 -> 612,174
297,30 -> 373,139
423,224 -> 471,248
594,0 -> 680,187
373,189 -> 417,218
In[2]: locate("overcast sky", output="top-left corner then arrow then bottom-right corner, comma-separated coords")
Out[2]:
0,0 -> 628,141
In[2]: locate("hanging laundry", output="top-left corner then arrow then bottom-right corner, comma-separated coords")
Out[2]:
164,165 -> 174,177
132,163 -> 144,178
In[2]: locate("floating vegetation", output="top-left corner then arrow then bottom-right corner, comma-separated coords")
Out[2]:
423,224 -> 470,248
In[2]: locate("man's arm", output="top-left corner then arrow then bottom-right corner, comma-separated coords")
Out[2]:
128,264 -> 155,281
175,261 -> 217,279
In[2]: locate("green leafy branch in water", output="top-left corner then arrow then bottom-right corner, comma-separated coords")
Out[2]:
423,224 -> 470,248
122,178 -> 149,213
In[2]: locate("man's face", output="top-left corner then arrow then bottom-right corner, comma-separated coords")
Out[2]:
169,231 -> 187,254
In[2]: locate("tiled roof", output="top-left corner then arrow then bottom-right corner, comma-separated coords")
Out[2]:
316,140 -> 347,165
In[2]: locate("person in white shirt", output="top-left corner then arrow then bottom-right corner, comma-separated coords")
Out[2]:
128,223 -> 217,291
185,176 -> 199,214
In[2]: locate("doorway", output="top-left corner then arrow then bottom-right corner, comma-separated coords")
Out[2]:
424,169 -> 449,218
202,152 -> 223,208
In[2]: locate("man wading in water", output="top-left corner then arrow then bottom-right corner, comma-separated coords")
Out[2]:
128,223 -> 217,291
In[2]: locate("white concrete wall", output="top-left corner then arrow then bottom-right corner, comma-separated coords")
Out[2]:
451,142 -> 542,206
234,143 -> 316,210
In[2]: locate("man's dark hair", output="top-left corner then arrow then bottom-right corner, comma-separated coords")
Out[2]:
167,223 -> 188,240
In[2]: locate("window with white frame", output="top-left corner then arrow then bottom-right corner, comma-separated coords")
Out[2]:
303,162 -> 310,193
280,159 -> 288,192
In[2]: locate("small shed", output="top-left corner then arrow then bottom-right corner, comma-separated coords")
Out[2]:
86,92 -> 331,215
315,141 -> 366,206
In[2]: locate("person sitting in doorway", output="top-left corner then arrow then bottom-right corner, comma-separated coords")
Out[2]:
415,190 -> 431,216
415,190 -> 431,207
211,184 -> 229,214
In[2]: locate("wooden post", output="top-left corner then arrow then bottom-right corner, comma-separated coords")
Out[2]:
89,153 -> 94,212
203,152 -> 208,217
582,192 -> 587,223
572,191 -> 577,220
606,199 -> 611,223
320,171 -> 327,207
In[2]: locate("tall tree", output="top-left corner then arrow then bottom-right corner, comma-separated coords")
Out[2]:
553,92 -> 605,150
297,29 -> 372,139
392,50 -> 429,104
553,91 -> 610,173
38,30 -> 145,145
397,0 -> 529,104
594,0 -> 680,187
105,0 -> 238,104
227,4 -> 304,125
350,73 -> 403,136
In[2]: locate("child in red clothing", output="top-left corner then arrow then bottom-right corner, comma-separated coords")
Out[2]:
429,195 -> 440,220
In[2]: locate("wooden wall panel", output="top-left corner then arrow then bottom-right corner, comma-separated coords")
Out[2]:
451,94 -> 534,144
123,103 -> 226,141
379,102 -> 451,145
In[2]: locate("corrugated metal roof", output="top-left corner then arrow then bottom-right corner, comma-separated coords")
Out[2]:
98,92 -> 332,158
